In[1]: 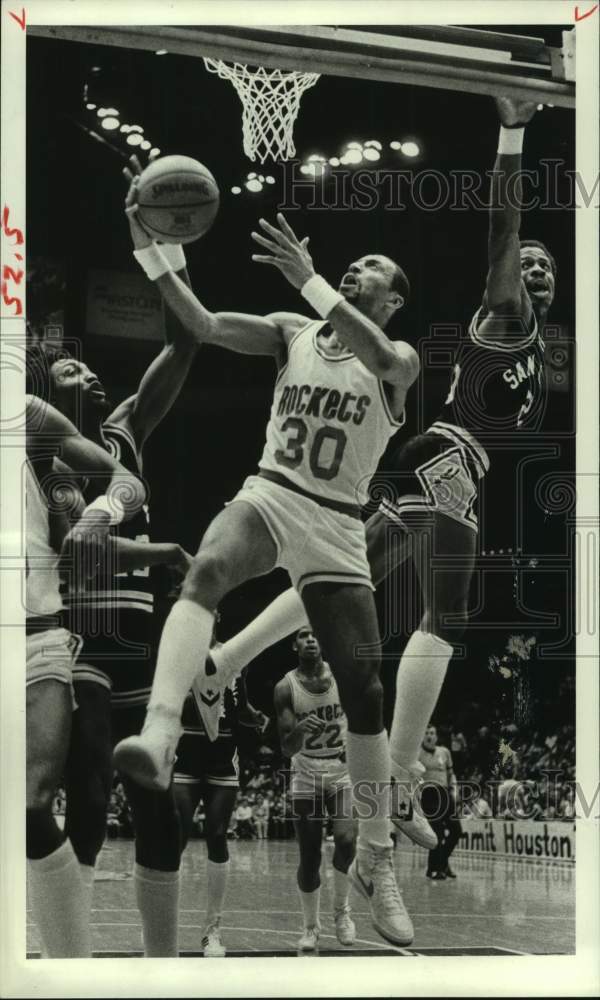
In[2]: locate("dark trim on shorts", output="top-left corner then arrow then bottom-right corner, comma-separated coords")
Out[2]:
257,469 -> 361,519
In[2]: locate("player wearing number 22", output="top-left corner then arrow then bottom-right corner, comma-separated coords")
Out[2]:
274,626 -> 356,952
115,199 -> 420,945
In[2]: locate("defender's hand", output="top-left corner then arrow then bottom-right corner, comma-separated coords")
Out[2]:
169,544 -> 194,578
59,510 -> 112,589
496,96 -> 538,127
251,213 -> 315,289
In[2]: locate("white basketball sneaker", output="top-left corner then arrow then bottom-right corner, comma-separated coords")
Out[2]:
297,926 -> 320,952
334,905 -> 356,947
202,921 -> 226,958
113,708 -> 182,791
190,653 -> 227,743
391,763 -> 438,850
349,844 -> 414,947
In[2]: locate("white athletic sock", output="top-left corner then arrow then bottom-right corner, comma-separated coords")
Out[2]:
389,630 -> 453,780
148,599 -> 214,718
346,730 -> 392,850
27,839 -> 91,957
134,863 -> 180,957
79,862 -> 95,922
205,859 -> 229,929
298,887 -> 320,929
332,865 -> 349,911
210,589 -> 306,681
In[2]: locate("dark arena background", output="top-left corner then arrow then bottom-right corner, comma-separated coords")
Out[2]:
25,23 -> 575,957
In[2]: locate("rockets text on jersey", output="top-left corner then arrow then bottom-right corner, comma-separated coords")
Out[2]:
259,320 -> 404,507
285,665 -> 347,761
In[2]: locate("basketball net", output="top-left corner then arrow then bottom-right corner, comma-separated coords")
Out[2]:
203,59 -> 320,163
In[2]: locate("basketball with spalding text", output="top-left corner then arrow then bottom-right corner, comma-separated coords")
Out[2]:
136,155 -> 220,244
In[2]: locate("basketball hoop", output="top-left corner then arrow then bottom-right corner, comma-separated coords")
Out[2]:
203,59 -> 320,163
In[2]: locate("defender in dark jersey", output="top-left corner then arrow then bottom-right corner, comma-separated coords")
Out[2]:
26,154 -> 199,956
369,95 -> 556,814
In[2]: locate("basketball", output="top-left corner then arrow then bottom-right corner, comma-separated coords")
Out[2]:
136,155 -> 220,244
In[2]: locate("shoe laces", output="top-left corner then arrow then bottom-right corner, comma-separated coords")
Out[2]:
334,903 -> 351,920
371,849 -> 404,913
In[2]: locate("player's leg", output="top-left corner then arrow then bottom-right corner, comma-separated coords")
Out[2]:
114,501 -> 277,789
173,780 -> 202,853
388,511 -> 476,835
26,675 -> 91,957
420,784 -> 448,878
64,678 -> 113,916
293,797 -> 324,951
201,782 -> 238,957
327,784 -> 356,947
300,582 -> 413,946
208,510 -> 412,687
114,705 -> 182,957
438,789 -> 462,877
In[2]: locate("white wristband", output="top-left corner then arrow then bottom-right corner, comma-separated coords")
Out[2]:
301,274 -> 344,318
498,126 -> 524,155
157,241 -> 186,272
82,494 -> 125,526
133,244 -> 172,281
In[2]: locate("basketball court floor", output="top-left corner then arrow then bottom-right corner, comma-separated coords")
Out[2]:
27,839 -> 574,958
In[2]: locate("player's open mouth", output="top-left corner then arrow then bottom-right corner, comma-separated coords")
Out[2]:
340,275 -> 359,293
88,382 -> 106,398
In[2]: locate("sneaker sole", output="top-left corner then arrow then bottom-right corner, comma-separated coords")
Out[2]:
349,865 -> 414,947
391,816 -> 438,850
113,743 -> 171,792
335,933 -> 356,947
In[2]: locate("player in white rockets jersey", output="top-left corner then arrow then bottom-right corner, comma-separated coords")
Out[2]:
115,202 -> 419,945
167,96 -> 557,878
24,394 -> 145,957
274,626 -> 355,951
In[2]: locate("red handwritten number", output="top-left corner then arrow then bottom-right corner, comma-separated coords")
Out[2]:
575,3 -> 598,19
1,207 -> 24,314
8,8 -> 26,30
3,265 -> 23,285
2,206 -> 24,244
1,283 -> 23,315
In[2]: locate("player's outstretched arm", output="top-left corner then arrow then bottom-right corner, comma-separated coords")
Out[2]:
477,96 -> 538,346
252,213 -> 419,387
108,158 -> 200,450
108,537 -> 192,575
26,394 -> 146,520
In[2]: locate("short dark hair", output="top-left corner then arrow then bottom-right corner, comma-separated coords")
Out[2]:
25,342 -> 73,402
388,260 -> 410,305
520,239 -> 557,278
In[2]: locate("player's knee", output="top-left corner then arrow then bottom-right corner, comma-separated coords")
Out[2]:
26,769 -> 56,814
338,666 -> 382,722
26,804 -> 61,858
333,831 -> 355,869
299,843 -> 322,876
428,596 -> 469,642
206,833 -> 229,864
65,785 -> 108,862
182,550 -> 231,606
